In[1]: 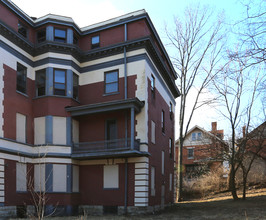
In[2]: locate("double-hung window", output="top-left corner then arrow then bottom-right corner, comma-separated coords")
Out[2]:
54,69 -> 66,96
16,63 -> 27,94
54,28 -> 66,43
18,22 -> 28,38
37,29 -> 46,43
36,69 -> 46,96
105,70 -> 118,94
192,132 -> 202,141
73,73 -> 79,100
161,110 -> 165,133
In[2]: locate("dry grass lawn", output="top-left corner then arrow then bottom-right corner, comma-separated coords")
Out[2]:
13,188 -> 266,220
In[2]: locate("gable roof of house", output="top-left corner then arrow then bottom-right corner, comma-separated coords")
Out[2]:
175,125 -> 226,145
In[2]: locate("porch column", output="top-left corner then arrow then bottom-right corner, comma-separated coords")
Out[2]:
130,107 -> 134,150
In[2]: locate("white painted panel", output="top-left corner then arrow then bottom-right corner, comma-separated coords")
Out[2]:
53,164 -> 67,192
0,197 -> 4,202
16,162 -> 27,191
16,113 -> 26,143
53,117 -> 66,145
34,117 -> 45,145
72,119 -> 79,144
0,178 -> 4,184
103,165 -> 119,189
34,164 -> 45,191
72,165 -> 79,192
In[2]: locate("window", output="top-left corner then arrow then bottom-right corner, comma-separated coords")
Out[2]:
54,28 -> 66,43
54,69 -> 66,96
170,102 -> 173,120
53,164 -> 67,192
105,70 -> 118,94
188,148 -> 194,159
169,138 -> 173,158
73,34 -> 78,45
18,22 -> 27,38
192,132 -> 202,141
34,164 -> 45,191
16,63 -> 27,94
36,69 -> 46,96
151,75 -> 155,98
73,73 -> 79,99
72,165 -> 79,192
16,113 -> 26,143
162,151 -> 165,175
161,110 -> 165,133
169,173 -> 173,191
151,120 -> 156,144
37,29 -> 46,43
104,165 -> 119,189
151,166 -> 155,196
16,162 -> 27,191
91,35 -> 100,49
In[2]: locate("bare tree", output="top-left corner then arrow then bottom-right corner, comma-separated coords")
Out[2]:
238,122 -> 266,200
230,0 -> 266,67
211,53 -> 265,200
165,4 -> 226,201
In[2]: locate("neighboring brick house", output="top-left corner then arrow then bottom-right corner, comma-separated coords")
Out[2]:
236,121 -> 266,184
175,122 -> 227,178
0,0 -> 180,217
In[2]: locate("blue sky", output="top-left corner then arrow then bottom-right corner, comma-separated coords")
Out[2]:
10,0 -> 253,135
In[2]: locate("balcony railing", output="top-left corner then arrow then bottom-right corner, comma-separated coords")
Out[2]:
72,138 -> 140,154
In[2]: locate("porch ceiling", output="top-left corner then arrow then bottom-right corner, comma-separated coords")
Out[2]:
65,98 -> 144,116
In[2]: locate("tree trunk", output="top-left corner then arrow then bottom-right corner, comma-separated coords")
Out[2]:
177,136 -> 184,202
228,166 -> 238,200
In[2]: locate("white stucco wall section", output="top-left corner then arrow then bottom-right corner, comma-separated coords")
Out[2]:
183,128 -> 212,146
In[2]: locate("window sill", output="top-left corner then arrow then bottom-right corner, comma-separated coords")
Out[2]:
103,92 -> 120,96
16,90 -> 28,98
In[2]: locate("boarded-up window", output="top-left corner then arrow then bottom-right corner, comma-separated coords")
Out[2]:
53,164 -> 67,192
169,173 -> 172,191
34,164 -> 45,191
151,120 -> 156,144
151,166 -> 155,196
16,113 -> 26,143
72,119 -> 79,144
103,165 -> 119,189
16,162 -> 27,191
34,117 -> 45,145
53,117 -> 66,145
72,165 -> 79,192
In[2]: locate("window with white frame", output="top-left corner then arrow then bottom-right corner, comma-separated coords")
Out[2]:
103,165 -> 119,189
16,162 -> 27,192
192,132 -> 202,141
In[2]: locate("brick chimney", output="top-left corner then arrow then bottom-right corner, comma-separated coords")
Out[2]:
211,122 -> 217,133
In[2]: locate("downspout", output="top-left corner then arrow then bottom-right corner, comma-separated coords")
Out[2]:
124,158 -> 128,215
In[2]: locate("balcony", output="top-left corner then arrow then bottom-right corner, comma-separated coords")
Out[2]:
72,138 -> 148,159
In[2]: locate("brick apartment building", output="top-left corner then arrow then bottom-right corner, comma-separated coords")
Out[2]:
175,122 -> 227,178
0,0 -> 180,217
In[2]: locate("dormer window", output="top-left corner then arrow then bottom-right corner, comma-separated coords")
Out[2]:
192,132 -> 202,141
54,29 -> 66,43
91,35 -> 100,49
18,22 -> 28,38
37,29 -> 46,43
